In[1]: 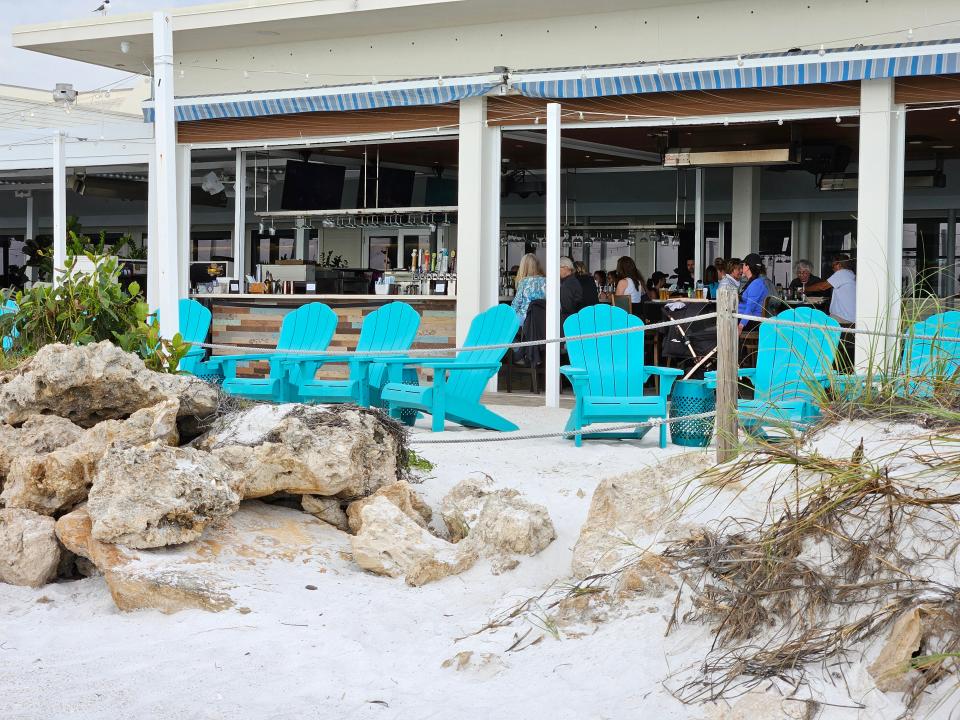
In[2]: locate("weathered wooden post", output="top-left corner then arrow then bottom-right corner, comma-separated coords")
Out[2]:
715,285 -> 739,463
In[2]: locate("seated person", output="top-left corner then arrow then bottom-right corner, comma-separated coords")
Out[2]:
574,261 -> 599,310
510,253 -> 546,324
788,259 -> 829,298
559,257 -> 583,324
737,254 -> 769,335
614,256 -> 646,306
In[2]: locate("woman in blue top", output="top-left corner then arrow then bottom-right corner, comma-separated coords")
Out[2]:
737,253 -> 768,335
511,253 -> 546,323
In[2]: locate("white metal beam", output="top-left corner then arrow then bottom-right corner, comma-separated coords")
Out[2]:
52,131 -> 66,285
153,10 -> 180,339
694,168 -> 704,285
233,149 -> 247,282
545,103 -> 562,408
503,130 -> 661,163
147,150 -> 159,312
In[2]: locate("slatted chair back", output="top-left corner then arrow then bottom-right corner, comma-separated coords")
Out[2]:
752,307 -> 840,405
445,304 -> 519,400
563,304 -> 648,397
277,302 -> 338,354
359,302 -> 421,386
1,299 -> 18,352
900,311 -> 960,397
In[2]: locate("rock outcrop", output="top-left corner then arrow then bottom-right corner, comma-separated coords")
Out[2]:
1,399 -> 181,515
87,441 -> 240,549
301,496 -> 349,532
56,502 -> 342,613
193,404 -> 405,500
0,415 -> 84,492
346,481 -> 431,534
572,453 -> 712,578
351,497 -> 471,586
352,482 -> 555,586
0,508 -> 61,587
0,341 -> 218,428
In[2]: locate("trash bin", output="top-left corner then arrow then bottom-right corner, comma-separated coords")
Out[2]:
669,379 -> 716,447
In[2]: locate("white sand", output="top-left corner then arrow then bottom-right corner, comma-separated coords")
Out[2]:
0,407 -> 955,719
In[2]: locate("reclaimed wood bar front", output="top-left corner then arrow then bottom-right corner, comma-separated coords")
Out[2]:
190,294 -> 457,380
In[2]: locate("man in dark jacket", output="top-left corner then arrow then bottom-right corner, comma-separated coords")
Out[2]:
559,256 -> 582,324
574,260 -> 599,310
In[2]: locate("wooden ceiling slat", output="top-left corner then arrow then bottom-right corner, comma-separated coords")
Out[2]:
895,75 -> 960,105
177,104 -> 461,144
489,83 -> 863,125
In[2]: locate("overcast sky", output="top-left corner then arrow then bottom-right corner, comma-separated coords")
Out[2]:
1,0 -> 208,90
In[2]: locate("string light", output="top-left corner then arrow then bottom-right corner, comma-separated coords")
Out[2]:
835,115 -> 842,123
778,118 -> 783,125
243,70 -> 250,79
818,44 -> 825,56
907,27 -> 914,40
736,55 -> 744,67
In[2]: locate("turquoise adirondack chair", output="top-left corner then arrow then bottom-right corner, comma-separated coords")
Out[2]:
1,299 -> 19,352
209,302 -> 338,402
839,311 -> 960,400
896,311 -> 960,397
707,307 -> 841,436
175,298 -> 213,375
292,301 -> 421,408
379,304 -> 519,432
561,305 -> 682,448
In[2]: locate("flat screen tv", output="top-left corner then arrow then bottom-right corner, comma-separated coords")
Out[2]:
356,166 -> 416,209
280,160 -> 345,211
424,176 -> 457,206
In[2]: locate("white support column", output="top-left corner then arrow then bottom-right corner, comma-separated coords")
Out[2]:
455,97 -> 500,347
694,168 -> 705,284
945,209 -> 957,301
731,166 -> 760,259
153,11 -> 180,338
856,78 -> 905,366
176,144 -> 191,300
25,194 -> 35,241
52,131 -> 66,285
545,103 -> 562,408
233,150 -> 247,281
147,150 -> 159,311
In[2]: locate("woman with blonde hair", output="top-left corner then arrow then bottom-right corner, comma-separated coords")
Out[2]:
510,253 -> 546,323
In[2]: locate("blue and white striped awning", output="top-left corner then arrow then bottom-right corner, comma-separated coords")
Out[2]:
510,39 -> 960,99
143,74 -> 504,122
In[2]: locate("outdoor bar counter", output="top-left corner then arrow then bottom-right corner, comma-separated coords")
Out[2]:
190,293 -> 457,379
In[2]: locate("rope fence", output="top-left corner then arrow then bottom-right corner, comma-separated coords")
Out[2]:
187,311 -> 717,357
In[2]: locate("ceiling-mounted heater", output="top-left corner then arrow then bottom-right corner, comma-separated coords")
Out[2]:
664,146 -> 800,167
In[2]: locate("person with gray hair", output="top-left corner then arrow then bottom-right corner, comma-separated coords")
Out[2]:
559,256 -> 583,324
788,259 -> 828,298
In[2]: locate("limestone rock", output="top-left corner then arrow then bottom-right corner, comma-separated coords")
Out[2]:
0,415 -> 84,486
57,502 -> 343,614
351,497 -> 474,586
705,689 -> 814,720
1,399 -> 180,515
439,478 -> 556,568
611,553 -> 677,600
0,508 -> 60,587
87,441 -> 240,549
572,453 -> 712,578
458,491 -> 555,559
0,341 -> 218,428
868,605 -> 924,692
346,481 -> 432,534
193,404 -> 404,500
440,476 -> 514,542
301,496 -> 349,532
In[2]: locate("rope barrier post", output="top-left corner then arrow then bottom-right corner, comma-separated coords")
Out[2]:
715,285 -> 739,464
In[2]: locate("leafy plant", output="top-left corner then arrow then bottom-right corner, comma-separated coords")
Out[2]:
23,236 -> 53,282
0,253 -> 187,373
318,250 -> 347,268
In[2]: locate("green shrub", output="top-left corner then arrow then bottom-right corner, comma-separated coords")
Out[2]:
0,253 -> 189,373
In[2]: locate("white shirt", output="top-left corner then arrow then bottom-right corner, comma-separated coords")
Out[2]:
827,268 -> 856,322
621,277 -> 645,303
